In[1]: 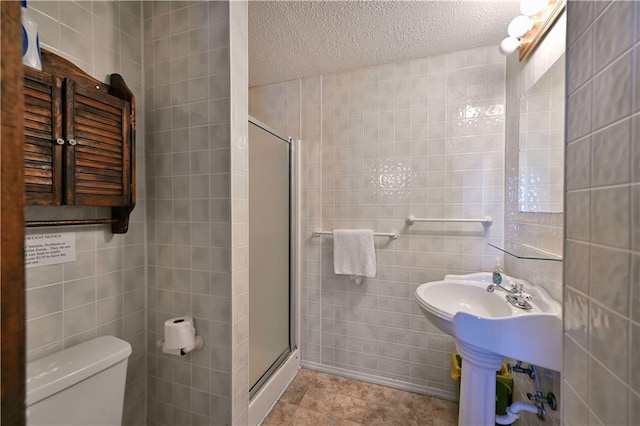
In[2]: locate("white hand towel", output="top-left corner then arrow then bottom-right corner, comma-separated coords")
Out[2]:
333,229 -> 376,285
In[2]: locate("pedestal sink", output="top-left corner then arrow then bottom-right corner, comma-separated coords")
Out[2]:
415,273 -> 561,425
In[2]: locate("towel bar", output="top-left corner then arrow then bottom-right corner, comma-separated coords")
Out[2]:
406,215 -> 493,225
313,229 -> 399,240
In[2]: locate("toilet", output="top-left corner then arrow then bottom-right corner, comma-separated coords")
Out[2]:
26,335 -> 132,426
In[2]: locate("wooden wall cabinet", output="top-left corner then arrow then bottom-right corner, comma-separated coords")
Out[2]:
24,50 -> 136,233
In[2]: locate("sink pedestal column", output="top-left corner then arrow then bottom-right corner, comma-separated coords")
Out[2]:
456,340 -> 505,426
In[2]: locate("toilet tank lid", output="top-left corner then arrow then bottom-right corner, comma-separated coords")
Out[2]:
27,336 -> 132,406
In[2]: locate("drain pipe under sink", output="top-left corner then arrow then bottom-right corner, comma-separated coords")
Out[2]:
496,402 -> 544,425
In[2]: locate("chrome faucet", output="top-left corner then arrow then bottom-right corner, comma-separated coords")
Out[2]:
487,280 -> 533,310
486,280 -> 520,294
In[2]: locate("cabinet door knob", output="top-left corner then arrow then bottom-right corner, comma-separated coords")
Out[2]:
68,139 -> 77,146
56,138 -> 65,145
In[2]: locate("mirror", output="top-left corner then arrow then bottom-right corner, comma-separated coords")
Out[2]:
518,53 -> 565,213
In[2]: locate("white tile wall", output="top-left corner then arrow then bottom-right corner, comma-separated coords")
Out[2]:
564,1 -> 640,425
144,1 -> 234,425
25,2 -> 146,424
251,45 -> 506,398
503,12 -> 566,426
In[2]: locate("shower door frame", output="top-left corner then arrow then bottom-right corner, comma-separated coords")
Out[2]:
247,116 -> 300,411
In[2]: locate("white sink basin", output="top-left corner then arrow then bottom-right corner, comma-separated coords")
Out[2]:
415,272 -> 562,372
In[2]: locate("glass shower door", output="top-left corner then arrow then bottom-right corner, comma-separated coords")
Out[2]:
248,119 -> 291,395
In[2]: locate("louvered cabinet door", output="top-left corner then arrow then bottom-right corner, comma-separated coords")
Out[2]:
23,68 -> 63,205
64,79 -> 131,207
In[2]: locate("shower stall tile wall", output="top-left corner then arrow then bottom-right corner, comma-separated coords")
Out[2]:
25,2 -> 146,425
250,44 -> 506,397
564,2 -> 640,425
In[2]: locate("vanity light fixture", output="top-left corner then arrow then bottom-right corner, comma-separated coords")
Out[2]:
520,0 -> 547,17
508,15 -> 534,38
498,0 -> 549,56
498,14 -> 534,55
498,0 -> 565,59
498,36 -> 521,55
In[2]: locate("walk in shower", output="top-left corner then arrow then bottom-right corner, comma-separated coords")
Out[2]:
248,118 -> 300,425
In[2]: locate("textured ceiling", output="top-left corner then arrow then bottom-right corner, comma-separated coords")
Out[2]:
249,1 -> 520,86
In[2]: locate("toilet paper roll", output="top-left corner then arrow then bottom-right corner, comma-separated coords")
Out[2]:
164,316 -> 196,349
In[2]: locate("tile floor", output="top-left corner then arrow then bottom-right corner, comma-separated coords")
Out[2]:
262,368 -> 458,426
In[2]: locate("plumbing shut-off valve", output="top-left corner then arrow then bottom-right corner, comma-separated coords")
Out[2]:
502,362 -> 557,423
508,360 -> 535,379
528,390 -> 558,412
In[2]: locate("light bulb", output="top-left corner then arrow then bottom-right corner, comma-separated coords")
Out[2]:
520,0 -> 547,16
508,15 -> 534,38
498,37 -> 521,55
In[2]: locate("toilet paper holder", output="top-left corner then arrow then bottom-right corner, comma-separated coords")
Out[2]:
158,316 -> 205,356
157,335 -> 204,356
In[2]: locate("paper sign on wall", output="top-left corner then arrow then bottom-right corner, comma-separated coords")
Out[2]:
25,232 -> 76,268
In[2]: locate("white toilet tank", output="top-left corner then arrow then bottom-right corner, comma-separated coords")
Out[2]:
26,335 -> 132,426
